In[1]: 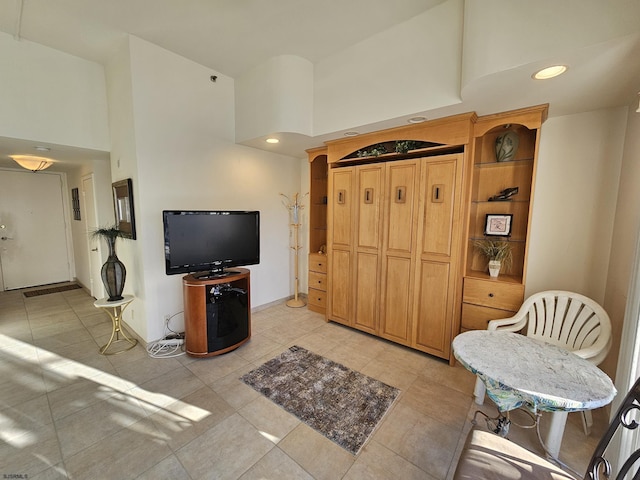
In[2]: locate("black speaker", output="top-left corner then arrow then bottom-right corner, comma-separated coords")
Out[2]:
205,284 -> 249,352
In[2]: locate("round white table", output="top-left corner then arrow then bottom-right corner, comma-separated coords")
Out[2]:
93,295 -> 137,355
452,330 -> 616,458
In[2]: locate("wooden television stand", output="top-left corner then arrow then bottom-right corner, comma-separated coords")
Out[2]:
182,268 -> 251,357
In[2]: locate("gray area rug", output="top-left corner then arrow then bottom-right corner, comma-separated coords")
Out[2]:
240,345 -> 400,455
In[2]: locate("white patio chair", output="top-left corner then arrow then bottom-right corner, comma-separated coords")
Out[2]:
473,290 -> 612,435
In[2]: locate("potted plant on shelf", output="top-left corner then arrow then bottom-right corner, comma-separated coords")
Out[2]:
473,239 -> 513,278
91,225 -> 128,301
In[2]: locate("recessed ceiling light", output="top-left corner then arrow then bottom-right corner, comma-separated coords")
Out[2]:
344,131 -> 359,137
408,116 -> 427,124
34,146 -> 51,152
266,138 -> 279,144
532,65 -> 567,80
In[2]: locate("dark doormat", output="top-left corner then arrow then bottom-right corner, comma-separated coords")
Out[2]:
241,345 -> 400,455
23,284 -> 82,297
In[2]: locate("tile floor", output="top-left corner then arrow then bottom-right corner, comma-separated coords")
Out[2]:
0,285 -> 607,479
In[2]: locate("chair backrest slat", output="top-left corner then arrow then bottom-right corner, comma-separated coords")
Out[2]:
559,297 -> 579,344
551,295 -> 569,340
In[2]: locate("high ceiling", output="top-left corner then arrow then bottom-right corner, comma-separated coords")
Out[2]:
0,0 -> 639,167
0,0 -> 446,79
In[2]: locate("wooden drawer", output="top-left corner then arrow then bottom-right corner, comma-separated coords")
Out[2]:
461,303 -> 517,331
308,288 -> 326,308
463,277 -> 524,311
308,271 -> 326,291
309,253 -> 327,273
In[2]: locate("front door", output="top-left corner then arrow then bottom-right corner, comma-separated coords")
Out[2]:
0,169 -> 71,289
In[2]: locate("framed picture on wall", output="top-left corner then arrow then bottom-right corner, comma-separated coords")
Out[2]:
71,187 -> 81,221
484,214 -> 512,237
112,178 -> 136,239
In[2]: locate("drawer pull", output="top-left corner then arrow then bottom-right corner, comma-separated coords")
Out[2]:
488,293 -> 494,298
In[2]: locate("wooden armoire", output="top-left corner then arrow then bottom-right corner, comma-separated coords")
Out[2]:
312,105 -> 547,362
325,114 -> 474,361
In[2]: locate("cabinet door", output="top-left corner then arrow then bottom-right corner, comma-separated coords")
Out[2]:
353,165 -> 384,333
413,155 -> 463,358
327,168 -> 354,325
329,249 -> 352,325
379,160 -> 419,344
414,260 -> 451,353
329,168 -> 354,249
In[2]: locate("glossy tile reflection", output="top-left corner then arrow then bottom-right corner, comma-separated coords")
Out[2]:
0,286 -> 604,479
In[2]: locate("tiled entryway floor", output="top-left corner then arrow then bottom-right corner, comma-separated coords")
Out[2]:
0,285 -> 607,479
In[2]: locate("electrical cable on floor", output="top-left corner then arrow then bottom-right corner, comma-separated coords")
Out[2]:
146,311 -> 186,358
474,405 -> 582,478
533,412 -> 582,478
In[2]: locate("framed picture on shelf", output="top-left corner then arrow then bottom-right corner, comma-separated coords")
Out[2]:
484,214 -> 513,237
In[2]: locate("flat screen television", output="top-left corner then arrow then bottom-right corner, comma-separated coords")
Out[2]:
163,210 -> 260,278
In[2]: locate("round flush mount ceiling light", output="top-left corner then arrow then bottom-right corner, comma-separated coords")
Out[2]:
408,116 -> 427,124
10,155 -> 54,172
532,65 -> 567,80
265,138 -> 279,144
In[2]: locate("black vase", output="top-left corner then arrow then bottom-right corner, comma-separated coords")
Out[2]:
101,236 -> 126,301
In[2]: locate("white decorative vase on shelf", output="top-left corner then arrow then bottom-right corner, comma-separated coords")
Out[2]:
488,260 -> 501,278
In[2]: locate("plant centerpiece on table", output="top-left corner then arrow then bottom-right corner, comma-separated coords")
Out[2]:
91,225 -> 128,301
473,239 -> 513,278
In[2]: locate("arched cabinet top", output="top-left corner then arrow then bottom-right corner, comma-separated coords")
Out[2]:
325,112 -> 476,164
321,105 -> 547,165
306,146 -> 327,163
474,104 -> 548,138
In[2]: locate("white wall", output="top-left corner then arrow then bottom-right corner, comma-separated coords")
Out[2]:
107,37 -> 301,342
0,32 -> 109,150
313,0 -> 463,135
0,30 -> 115,299
104,38 -> 146,337
526,107 -> 627,303
603,104 -> 640,379
236,55 -> 314,142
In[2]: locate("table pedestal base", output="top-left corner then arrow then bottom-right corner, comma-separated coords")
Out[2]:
100,324 -> 138,355
94,295 -> 138,355
472,390 -> 568,461
544,411 -> 568,459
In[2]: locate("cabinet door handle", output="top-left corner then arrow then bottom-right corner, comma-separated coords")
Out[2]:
364,188 -> 374,204
396,186 -> 406,203
488,293 -> 494,298
337,189 -> 346,204
432,184 -> 444,203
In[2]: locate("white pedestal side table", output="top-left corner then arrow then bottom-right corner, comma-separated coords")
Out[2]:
93,294 -> 137,355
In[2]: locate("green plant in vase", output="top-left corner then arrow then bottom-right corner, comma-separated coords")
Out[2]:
473,239 -> 513,278
91,225 -> 129,301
